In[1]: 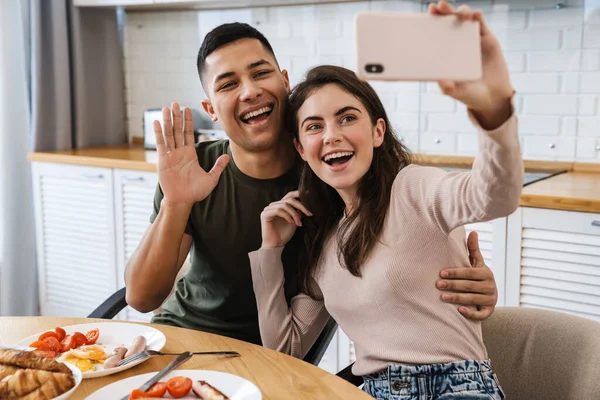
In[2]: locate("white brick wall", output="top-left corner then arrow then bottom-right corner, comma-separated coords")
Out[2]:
123,0 -> 600,162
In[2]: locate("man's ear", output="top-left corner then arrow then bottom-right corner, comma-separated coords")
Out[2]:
281,69 -> 291,93
373,118 -> 386,148
293,138 -> 306,161
201,99 -> 218,122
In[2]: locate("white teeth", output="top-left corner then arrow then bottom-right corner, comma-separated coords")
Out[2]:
323,151 -> 354,162
242,106 -> 273,121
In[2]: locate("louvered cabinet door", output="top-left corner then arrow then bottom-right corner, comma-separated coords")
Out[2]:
31,162 -> 118,317
506,208 -> 600,322
465,218 -> 508,306
113,169 -> 158,322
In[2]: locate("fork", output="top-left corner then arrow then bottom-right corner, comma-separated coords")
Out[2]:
117,349 -> 240,367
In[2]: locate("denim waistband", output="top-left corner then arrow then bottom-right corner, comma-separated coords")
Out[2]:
363,359 -> 499,397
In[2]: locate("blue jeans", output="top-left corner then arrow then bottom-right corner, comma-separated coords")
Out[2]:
362,359 -> 506,400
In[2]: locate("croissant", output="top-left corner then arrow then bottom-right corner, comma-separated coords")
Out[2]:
0,349 -> 71,374
0,369 -> 75,399
0,365 -> 21,380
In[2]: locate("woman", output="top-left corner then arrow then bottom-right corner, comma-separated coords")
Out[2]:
248,2 -> 521,399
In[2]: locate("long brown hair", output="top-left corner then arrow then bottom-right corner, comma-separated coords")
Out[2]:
287,65 -> 412,297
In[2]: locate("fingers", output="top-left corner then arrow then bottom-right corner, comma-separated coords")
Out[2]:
263,198 -> 311,227
283,190 -> 300,200
262,207 -> 297,226
440,263 -> 494,280
162,107 -> 175,154
440,292 -> 496,307
172,103 -> 184,149
207,154 -> 230,180
467,231 -> 485,268
153,120 -> 167,156
183,107 -> 196,147
438,80 -> 457,96
458,305 -> 495,321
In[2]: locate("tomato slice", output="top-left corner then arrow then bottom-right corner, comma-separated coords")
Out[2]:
33,349 -> 57,359
60,334 -> 76,353
55,327 -> 66,342
145,382 -> 168,397
166,376 -> 193,398
30,340 -> 51,351
38,331 -> 59,341
71,332 -> 87,348
42,336 -> 60,353
85,328 -> 99,345
128,389 -> 148,399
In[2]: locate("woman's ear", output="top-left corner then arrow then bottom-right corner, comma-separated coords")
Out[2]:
201,99 -> 218,122
293,138 -> 306,160
373,118 -> 386,148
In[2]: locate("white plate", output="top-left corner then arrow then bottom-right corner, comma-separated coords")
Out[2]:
54,361 -> 83,400
14,322 -> 166,379
86,369 -> 262,400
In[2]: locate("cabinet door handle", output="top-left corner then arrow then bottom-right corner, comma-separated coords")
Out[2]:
123,176 -> 145,182
592,221 -> 600,227
82,173 -> 104,180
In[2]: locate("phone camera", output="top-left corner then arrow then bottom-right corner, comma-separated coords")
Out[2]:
365,64 -> 384,73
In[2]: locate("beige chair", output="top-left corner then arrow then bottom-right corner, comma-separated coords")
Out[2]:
482,307 -> 600,400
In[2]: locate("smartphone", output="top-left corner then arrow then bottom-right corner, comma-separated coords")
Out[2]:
355,12 -> 482,82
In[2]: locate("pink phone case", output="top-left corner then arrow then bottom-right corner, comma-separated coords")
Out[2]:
355,12 -> 482,82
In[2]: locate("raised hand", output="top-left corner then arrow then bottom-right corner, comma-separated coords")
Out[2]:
429,1 -> 515,130
260,191 -> 312,249
154,103 -> 230,205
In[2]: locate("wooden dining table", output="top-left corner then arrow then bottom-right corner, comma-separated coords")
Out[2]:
0,316 -> 372,399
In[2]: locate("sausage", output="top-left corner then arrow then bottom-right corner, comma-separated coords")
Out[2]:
124,336 -> 146,358
103,346 -> 127,369
192,380 -> 230,400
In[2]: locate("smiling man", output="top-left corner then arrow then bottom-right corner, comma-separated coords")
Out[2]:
123,23 -> 499,346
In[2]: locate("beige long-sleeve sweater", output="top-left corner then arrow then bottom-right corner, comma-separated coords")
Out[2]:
248,109 -> 523,376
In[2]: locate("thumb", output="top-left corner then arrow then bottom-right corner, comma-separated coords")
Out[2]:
438,80 -> 457,97
467,231 -> 484,268
208,154 -> 230,180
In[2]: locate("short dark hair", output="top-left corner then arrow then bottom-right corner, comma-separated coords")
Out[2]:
196,22 -> 278,86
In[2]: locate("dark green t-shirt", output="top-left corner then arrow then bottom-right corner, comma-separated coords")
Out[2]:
149,140 -> 302,345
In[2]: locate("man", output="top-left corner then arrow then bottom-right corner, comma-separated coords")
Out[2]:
124,23 -> 498,347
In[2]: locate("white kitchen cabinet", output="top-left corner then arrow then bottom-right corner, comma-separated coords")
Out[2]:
31,162 -> 119,318
113,169 -> 158,322
506,207 -> 600,322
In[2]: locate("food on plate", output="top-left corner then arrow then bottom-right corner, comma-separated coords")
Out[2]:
0,369 -> 75,399
128,376 -> 230,400
0,349 -> 75,399
166,376 -> 193,398
0,349 -> 71,374
192,380 -> 231,400
29,327 -> 99,358
103,346 -> 127,369
0,365 -> 20,380
58,345 -> 109,373
124,336 -> 147,358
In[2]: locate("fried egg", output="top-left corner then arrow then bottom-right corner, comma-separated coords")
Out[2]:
58,345 -> 109,372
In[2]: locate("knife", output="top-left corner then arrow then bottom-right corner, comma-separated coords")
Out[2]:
120,351 -> 192,400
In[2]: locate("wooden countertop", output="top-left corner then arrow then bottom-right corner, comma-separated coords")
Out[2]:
28,145 -> 600,214
27,144 -> 158,172
520,172 -> 600,213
